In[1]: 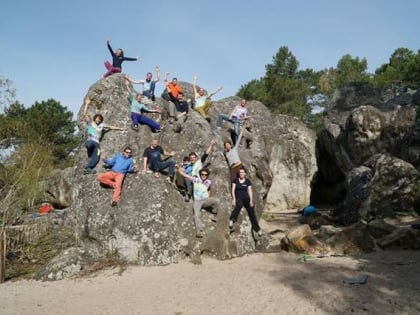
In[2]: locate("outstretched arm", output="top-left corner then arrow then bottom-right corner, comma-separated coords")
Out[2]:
106,124 -> 127,131
206,139 -> 216,155
154,66 -> 160,83
125,77 -> 133,93
142,156 -> 149,174
125,75 -> 144,85
208,86 -> 223,99
83,97 -> 91,122
193,75 -> 200,98
106,40 -> 115,56
248,185 -> 254,207
201,139 -> 216,163
178,167 -> 193,181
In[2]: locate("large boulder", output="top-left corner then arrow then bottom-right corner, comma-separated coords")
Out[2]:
65,74 -> 318,266
314,82 -> 420,223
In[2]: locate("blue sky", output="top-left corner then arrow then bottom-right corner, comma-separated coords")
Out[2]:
1,0 -> 419,116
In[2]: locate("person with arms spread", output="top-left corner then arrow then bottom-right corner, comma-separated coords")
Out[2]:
103,39 -> 138,78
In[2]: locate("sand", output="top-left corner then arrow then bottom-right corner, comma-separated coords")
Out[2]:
1,250 -> 420,315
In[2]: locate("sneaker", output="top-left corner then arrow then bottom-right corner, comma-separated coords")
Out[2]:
155,129 -> 162,133
196,230 -> 204,238
205,117 -> 211,123
257,230 -> 263,237
83,168 -> 96,175
228,220 -> 234,229
217,126 -> 221,130
111,201 -> 118,207
184,194 -> 190,202
146,169 -> 153,174
132,125 -> 139,132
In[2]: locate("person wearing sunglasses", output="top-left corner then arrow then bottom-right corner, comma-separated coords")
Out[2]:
177,167 -> 219,238
97,147 -> 138,207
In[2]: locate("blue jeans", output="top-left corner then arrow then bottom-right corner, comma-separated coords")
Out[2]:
153,160 -> 176,177
131,112 -> 160,132
85,140 -> 100,170
216,114 -> 241,143
142,81 -> 156,99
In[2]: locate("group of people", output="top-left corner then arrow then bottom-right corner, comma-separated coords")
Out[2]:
81,40 -> 262,239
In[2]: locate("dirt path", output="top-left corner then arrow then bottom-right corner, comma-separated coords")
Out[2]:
1,250 -> 420,315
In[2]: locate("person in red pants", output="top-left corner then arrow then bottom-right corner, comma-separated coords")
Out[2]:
97,147 -> 138,206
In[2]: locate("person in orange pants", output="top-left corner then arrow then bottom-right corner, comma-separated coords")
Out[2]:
97,147 -> 137,206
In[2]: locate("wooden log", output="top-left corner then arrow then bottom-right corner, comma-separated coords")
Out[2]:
0,229 -> 5,283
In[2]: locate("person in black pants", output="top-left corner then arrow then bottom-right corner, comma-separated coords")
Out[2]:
229,168 -> 262,236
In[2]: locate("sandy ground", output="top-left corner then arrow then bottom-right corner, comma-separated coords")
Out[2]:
1,250 -> 420,315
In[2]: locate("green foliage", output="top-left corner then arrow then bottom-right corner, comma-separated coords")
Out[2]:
238,46 -> 314,118
237,45 -> 420,133
335,54 -> 369,87
24,99 -> 78,163
0,99 -> 78,166
374,48 -> 420,88
304,112 -> 325,134
0,141 -> 54,226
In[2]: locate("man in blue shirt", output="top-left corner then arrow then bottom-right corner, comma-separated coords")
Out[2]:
97,147 -> 138,206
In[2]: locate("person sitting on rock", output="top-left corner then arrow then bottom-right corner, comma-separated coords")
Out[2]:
142,138 -> 176,183
163,72 -> 183,109
103,39 -> 138,78
125,65 -> 160,102
178,167 -> 219,238
125,79 -> 162,132
97,147 -> 138,207
167,91 -> 189,124
193,75 -> 223,122
83,97 -> 126,174
217,98 -> 250,145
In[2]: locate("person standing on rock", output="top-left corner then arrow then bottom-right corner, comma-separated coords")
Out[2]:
82,97 -> 126,174
177,167 -> 219,238
193,75 -> 223,122
103,39 -> 139,78
229,167 -> 262,237
97,147 -> 138,207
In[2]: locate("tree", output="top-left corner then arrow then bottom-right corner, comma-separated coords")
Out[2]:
238,46 -> 311,118
0,99 -> 78,165
0,76 -> 15,112
374,47 -> 419,87
24,99 -> 78,164
335,54 -> 369,87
